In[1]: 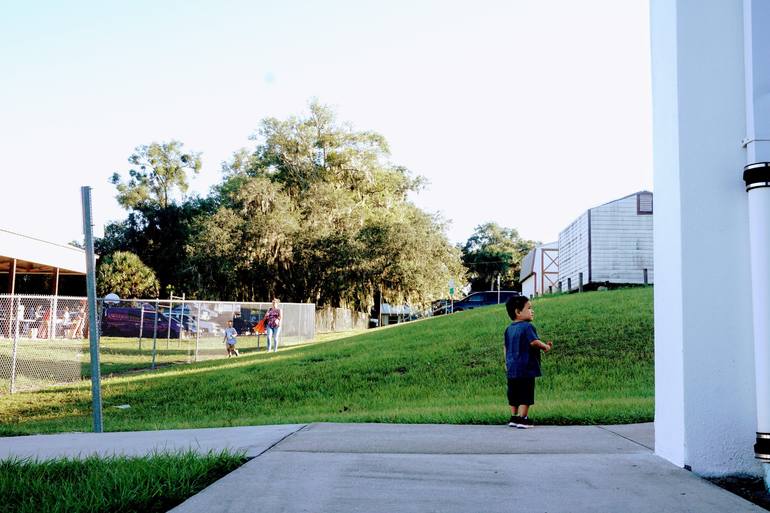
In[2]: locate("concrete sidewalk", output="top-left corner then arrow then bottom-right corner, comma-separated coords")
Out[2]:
0,424 -> 304,460
1,423 -> 764,512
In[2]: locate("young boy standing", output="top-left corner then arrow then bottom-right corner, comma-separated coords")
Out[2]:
504,296 -> 552,429
223,320 -> 239,357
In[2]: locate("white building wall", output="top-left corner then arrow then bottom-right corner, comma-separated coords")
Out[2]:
520,247 -> 536,298
520,242 -> 558,298
558,212 -> 588,291
651,0 -> 759,476
591,194 -> 654,284
521,275 -> 535,299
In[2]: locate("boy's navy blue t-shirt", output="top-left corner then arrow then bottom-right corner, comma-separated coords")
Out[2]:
504,321 -> 541,378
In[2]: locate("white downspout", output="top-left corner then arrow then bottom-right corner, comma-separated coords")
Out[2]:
742,0 -> 770,486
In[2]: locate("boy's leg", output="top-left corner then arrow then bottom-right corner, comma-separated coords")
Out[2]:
515,379 -> 536,428
507,379 -> 522,426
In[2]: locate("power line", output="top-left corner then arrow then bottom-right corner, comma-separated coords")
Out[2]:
462,260 -> 520,266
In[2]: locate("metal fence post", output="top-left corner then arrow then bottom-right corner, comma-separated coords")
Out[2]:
81,186 -> 103,433
195,301 -> 200,363
139,305 -> 144,351
166,294 -> 172,349
9,296 -> 19,394
152,298 -> 159,370
49,296 -> 56,339
180,293 -> 186,346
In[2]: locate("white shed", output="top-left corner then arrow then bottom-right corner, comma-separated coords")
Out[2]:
558,191 -> 653,291
519,242 -> 558,298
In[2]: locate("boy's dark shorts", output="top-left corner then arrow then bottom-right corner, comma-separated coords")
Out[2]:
507,377 -> 535,406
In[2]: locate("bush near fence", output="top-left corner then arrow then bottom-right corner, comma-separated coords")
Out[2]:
314,306 -> 369,334
0,295 -> 315,394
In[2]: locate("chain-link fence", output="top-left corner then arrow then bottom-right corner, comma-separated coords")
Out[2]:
0,294 -> 315,394
315,306 -> 369,333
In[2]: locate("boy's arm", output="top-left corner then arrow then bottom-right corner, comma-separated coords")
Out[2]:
530,339 -> 553,352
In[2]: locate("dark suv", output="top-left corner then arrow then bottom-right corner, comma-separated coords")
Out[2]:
452,291 -> 520,312
102,305 -> 183,338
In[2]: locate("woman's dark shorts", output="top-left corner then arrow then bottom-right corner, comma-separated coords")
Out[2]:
507,377 -> 535,406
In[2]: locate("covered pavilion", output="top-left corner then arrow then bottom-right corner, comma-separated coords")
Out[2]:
0,228 -> 86,295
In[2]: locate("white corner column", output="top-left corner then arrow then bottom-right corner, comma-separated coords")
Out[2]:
651,0 -> 759,475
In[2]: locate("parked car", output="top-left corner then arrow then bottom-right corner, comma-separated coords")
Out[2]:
169,313 -> 221,335
101,305 -> 183,338
168,311 -> 198,333
431,299 -> 452,316
170,304 -> 216,321
161,305 -> 221,334
451,291 -> 521,312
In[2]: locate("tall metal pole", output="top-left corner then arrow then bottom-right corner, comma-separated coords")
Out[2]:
81,186 -> 103,433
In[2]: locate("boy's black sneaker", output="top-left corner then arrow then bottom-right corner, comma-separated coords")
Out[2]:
516,417 -> 533,429
508,415 -> 522,427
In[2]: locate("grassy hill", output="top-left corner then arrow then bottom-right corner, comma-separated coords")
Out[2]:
0,287 -> 653,434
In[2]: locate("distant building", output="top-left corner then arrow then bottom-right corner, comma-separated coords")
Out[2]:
376,303 -> 414,326
519,242 -> 558,298
0,228 -> 87,295
558,191 -> 653,291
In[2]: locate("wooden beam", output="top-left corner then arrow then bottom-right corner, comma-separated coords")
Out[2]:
51,267 -> 60,296
7,258 -> 16,294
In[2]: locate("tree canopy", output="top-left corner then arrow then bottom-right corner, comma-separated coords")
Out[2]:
101,101 -> 464,310
461,222 -> 536,291
110,141 -> 202,210
96,251 -> 159,298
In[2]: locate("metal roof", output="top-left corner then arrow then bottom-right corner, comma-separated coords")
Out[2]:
0,228 -> 86,275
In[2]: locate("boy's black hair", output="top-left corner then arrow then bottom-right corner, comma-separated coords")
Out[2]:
505,295 -> 530,321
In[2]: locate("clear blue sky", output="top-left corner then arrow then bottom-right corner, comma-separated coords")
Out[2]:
0,0 -> 652,245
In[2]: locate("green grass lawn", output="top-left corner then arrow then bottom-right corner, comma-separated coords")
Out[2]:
0,450 -> 246,513
0,332 -> 281,392
0,288 -> 653,434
